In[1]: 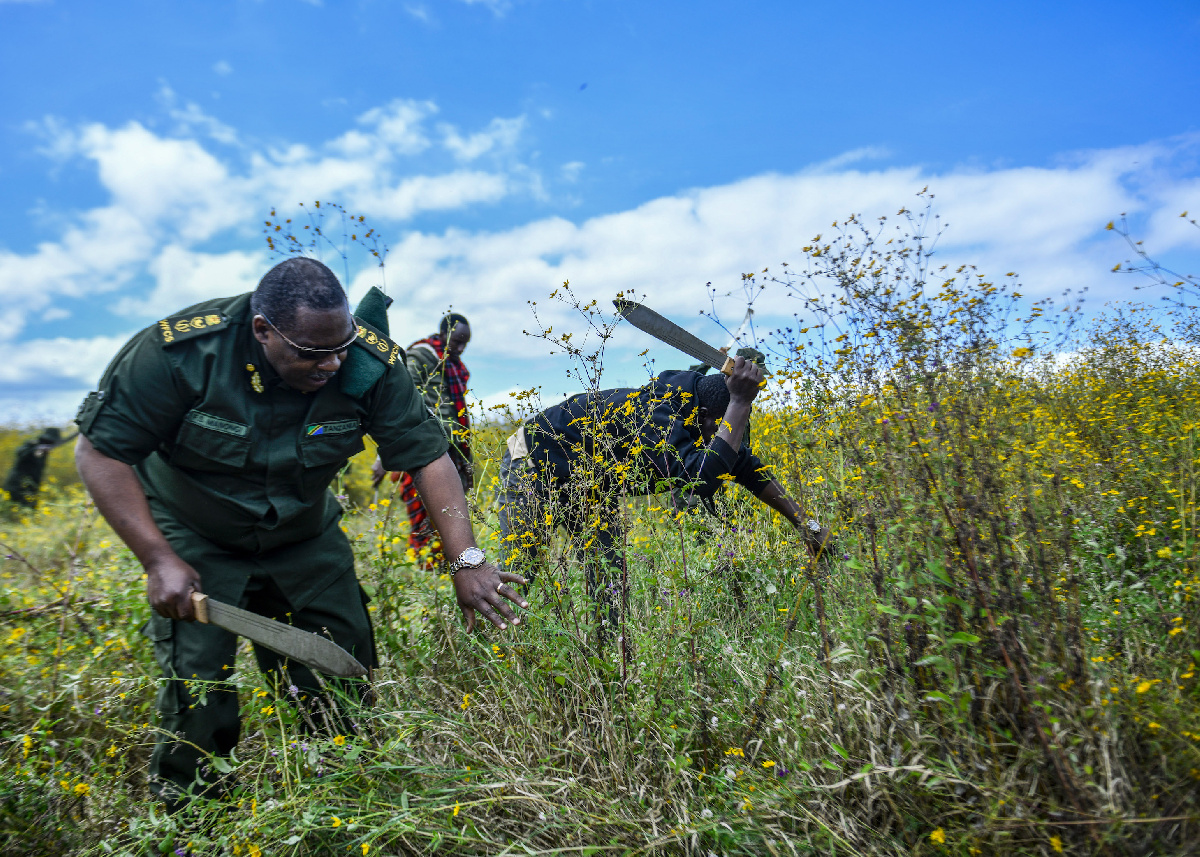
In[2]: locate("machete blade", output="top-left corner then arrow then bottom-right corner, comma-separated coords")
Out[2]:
192,593 -> 367,678
614,299 -> 767,375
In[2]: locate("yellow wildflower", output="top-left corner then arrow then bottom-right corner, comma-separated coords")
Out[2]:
930,828 -> 946,845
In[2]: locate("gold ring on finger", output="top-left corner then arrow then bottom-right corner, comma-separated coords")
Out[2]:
496,582 -> 505,594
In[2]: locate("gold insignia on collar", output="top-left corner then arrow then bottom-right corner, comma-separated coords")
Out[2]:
246,363 -> 264,394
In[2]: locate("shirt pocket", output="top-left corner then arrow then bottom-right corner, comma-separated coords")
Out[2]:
299,419 -> 365,467
168,410 -> 251,472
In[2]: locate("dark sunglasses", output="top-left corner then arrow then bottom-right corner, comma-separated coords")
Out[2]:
258,314 -> 358,359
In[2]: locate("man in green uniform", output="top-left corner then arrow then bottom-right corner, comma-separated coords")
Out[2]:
74,257 -> 526,807
4,427 -> 63,508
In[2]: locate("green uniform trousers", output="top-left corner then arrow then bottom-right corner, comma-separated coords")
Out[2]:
142,504 -> 377,807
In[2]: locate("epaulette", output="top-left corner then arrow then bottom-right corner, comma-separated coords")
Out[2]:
351,317 -> 403,367
341,316 -> 404,398
158,311 -> 230,346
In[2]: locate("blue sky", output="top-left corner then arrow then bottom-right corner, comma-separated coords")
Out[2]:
1,0 -> 1199,421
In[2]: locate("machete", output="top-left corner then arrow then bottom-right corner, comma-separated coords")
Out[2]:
191,592 -> 368,678
613,299 -> 768,376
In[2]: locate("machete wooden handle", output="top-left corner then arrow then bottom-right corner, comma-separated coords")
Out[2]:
720,355 -> 769,385
191,591 -> 210,624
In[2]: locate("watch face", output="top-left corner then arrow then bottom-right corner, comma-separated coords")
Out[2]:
458,547 -> 486,567
806,519 -> 821,532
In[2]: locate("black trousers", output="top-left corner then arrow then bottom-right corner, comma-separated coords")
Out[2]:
143,565 -> 376,808
495,446 -> 625,635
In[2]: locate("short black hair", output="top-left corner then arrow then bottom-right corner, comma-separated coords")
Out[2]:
251,257 -> 348,333
696,373 -> 730,416
439,312 -> 470,338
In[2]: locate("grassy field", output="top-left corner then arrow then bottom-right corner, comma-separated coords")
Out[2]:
2,220 -> 1199,854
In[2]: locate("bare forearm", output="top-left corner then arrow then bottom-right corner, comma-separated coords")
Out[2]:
714,397 -> 753,453
410,451 -> 527,631
410,452 -> 477,558
74,436 -> 174,566
757,478 -> 804,527
76,435 -> 200,619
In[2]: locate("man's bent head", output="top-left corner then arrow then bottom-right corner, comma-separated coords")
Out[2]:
696,373 -> 732,441
251,258 -> 354,393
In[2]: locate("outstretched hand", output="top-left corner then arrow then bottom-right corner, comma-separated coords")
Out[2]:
800,523 -> 833,560
453,562 -> 529,632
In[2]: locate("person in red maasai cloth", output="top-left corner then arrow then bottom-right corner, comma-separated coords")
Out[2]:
373,313 -> 472,568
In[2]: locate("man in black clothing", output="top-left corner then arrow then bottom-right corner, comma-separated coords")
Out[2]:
4,427 -> 66,508
496,357 -> 822,633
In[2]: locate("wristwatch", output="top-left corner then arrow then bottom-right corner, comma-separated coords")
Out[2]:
447,546 -> 487,576
806,519 -> 821,534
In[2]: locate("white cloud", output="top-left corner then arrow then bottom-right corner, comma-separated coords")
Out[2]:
213,60 -> 233,76
2,97 -> 527,346
456,0 -> 511,16
348,99 -> 437,158
367,139 -> 1200,369
0,335 -> 131,386
5,91 -> 1198,421
160,84 -> 239,144
441,115 -> 525,161
354,171 -> 509,220
807,146 -> 890,172
117,246 -> 266,318
405,4 -> 432,24
0,204 -> 156,333
80,121 -> 244,239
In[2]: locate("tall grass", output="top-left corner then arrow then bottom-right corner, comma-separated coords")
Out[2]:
2,206 -> 1198,855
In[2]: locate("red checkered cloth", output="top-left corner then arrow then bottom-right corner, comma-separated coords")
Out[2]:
394,334 -> 470,568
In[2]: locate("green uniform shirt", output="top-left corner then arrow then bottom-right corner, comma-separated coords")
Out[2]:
77,293 -> 449,605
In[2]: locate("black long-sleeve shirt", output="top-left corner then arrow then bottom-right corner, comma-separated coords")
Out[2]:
525,370 -> 772,501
